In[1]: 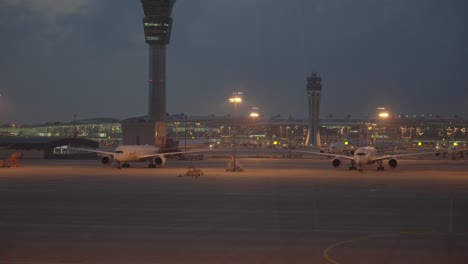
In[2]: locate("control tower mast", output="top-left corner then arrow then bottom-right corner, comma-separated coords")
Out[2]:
141,0 -> 176,122
305,72 -> 322,146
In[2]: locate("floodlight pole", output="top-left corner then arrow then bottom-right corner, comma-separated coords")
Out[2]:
229,93 -> 242,172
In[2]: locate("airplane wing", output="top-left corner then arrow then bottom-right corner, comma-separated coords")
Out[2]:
69,147 -> 115,156
372,151 -> 438,162
294,150 -> 355,161
139,149 -> 212,159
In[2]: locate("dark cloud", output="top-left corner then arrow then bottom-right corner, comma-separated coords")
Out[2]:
1,0 -> 467,124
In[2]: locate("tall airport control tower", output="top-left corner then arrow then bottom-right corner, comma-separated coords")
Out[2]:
305,72 -> 322,146
122,0 -> 176,147
141,0 -> 176,122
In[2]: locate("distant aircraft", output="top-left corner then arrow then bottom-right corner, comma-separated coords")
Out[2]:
179,133 -> 213,151
296,146 -> 437,171
437,142 -> 467,159
71,144 -> 209,168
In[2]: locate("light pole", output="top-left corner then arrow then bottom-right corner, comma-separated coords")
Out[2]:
72,114 -> 77,138
286,126 -> 291,158
229,92 -> 243,172
250,108 -> 260,155
377,107 -> 390,147
250,107 -> 260,141
183,115 -> 188,153
174,122 -> 180,141
195,122 -> 201,138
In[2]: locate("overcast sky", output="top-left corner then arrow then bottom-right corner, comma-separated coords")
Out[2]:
1,0 -> 467,124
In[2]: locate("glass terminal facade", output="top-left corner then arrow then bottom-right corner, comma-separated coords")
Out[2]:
1,116 -> 467,149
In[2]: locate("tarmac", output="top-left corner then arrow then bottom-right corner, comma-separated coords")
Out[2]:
0,156 -> 467,263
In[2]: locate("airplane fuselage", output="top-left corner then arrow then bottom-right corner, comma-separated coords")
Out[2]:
109,145 -> 159,163
353,147 -> 378,165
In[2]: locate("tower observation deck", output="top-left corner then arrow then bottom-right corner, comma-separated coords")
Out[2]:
140,0 -> 176,122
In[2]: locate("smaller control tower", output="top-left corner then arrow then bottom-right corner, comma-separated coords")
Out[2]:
305,72 -> 322,146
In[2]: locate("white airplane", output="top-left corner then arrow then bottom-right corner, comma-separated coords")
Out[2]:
71,144 -> 209,168
316,140 -> 356,155
296,146 -> 438,171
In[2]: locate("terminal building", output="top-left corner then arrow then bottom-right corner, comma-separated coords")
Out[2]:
2,114 -> 467,153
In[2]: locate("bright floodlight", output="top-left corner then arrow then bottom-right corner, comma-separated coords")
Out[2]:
379,112 -> 389,118
229,97 -> 242,103
250,112 -> 259,118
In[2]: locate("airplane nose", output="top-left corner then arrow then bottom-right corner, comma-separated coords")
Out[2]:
355,156 -> 365,165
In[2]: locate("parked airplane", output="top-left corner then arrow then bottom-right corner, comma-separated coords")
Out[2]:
296,146 -> 438,171
70,144 -> 209,168
315,140 -> 356,155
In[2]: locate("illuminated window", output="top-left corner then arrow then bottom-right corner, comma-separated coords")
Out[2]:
146,36 -> 160,41
144,23 -> 161,27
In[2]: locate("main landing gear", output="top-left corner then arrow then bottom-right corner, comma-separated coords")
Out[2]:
377,161 -> 385,171
349,161 -> 358,171
117,163 -> 130,169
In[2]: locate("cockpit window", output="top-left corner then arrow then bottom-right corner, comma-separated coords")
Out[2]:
356,153 -> 366,156
115,150 -> 123,154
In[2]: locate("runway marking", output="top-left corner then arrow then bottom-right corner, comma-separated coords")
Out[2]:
322,229 -> 462,263
322,232 -> 442,264
323,234 -> 377,264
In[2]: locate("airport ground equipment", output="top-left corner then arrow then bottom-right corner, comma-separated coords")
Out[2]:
225,156 -> 243,172
184,166 -> 204,178
0,152 -> 21,167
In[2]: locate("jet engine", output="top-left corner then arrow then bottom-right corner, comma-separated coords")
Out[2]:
388,158 -> 398,168
152,156 -> 167,167
332,158 -> 342,168
100,155 -> 113,166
